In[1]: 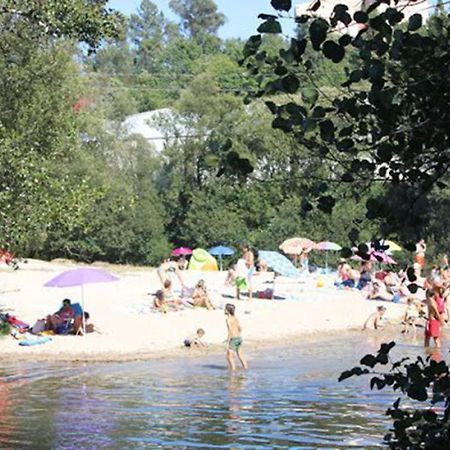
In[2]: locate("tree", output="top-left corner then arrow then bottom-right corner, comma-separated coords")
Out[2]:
339,342 -> 450,449
169,0 -> 226,39
243,0 -> 450,248
0,0 -> 124,50
0,0 -> 125,254
129,0 -> 166,71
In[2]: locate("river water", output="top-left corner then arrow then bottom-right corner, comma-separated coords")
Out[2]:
0,330 -> 447,449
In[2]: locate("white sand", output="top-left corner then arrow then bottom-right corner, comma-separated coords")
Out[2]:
0,259 -> 405,361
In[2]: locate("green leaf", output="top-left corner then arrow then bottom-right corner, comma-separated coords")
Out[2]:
309,18 -> 329,50
341,247 -> 353,258
408,14 -> 422,31
301,87 -> 318,105
317,195 -> 335,213
258,13 -> 279,20
348,228 -> 359,242
265,101 -> 278,115
360,355 -> 377,368
319,120 -> 335,141
370,377 -> 386,390
349,69 -> 363,83
377,143 -> 393,162
338,369 -> 354,382
243,34 -> 262,58
281,75 -> 300,93
341,172 -> 354,182
301,198 -> 314,212
354,11 -> 368,23
322,40 -> 345,63
310,0 -> 321,12
272,117 -> 292,132
257,19 -> 282,34
271,0 -> 292,11
332,4 -> 352,26
339,34 -> 352,47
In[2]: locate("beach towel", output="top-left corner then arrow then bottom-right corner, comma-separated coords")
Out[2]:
1,313 -> 29,330
19,336 -> 52,346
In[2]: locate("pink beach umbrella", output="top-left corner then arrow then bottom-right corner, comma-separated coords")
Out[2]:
371,251 -> 397,265
171,247 -> 193,257
352,252 -> 397,265
351,254 -> 378,262
279,237 -> 315,255
315,241 -> 342,251
315,241 -> 342,268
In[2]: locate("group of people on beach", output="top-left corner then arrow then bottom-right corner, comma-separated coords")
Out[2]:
355,240 -> 449,348
153,246 -> 254,370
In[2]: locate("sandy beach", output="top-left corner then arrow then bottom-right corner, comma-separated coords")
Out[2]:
0,259 -> 405,361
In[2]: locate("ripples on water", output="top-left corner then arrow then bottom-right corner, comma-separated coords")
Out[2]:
0,330 -> 447,449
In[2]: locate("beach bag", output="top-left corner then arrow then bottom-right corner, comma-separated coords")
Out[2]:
31,319 -> 46,334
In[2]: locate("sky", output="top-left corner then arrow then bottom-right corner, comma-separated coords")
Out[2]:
107,0 -> 298,40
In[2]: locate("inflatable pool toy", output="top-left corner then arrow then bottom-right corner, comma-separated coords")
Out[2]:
188,248 -> 218,271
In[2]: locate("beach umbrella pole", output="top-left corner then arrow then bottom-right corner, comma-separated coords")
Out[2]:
81,283 -> 86,336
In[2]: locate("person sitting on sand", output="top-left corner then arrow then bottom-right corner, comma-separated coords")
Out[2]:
73,312 -> 96,335
401,297 -> 419,335
337,260 -> 356,288
153,290 -> 168,313
161,280 -> 182,311
367,280 -> 395,302
362,306 -> 386,330
357,261 -> 372,290
46,298 -> 74,332
191,280 -> 215,310
225,303 -> 248,370
184,328 -> 206,348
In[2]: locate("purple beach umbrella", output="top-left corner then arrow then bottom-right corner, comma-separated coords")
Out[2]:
44,268 -> 119,334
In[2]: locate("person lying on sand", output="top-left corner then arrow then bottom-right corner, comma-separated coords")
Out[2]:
362,306 -> 386,330
184,328 -> 205,348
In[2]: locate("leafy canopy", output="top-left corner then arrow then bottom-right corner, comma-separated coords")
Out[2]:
243,0 -> 450,247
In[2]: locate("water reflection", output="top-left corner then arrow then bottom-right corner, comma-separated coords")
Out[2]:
0,330 -> 448,449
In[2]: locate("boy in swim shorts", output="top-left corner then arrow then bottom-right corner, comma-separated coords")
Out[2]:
224,303 -> 248,370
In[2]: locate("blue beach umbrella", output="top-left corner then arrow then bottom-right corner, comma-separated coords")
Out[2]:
258,251 -> 298,278
209,245 -> 234,270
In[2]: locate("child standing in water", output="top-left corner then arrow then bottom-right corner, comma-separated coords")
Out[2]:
224,303 -> 248,370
